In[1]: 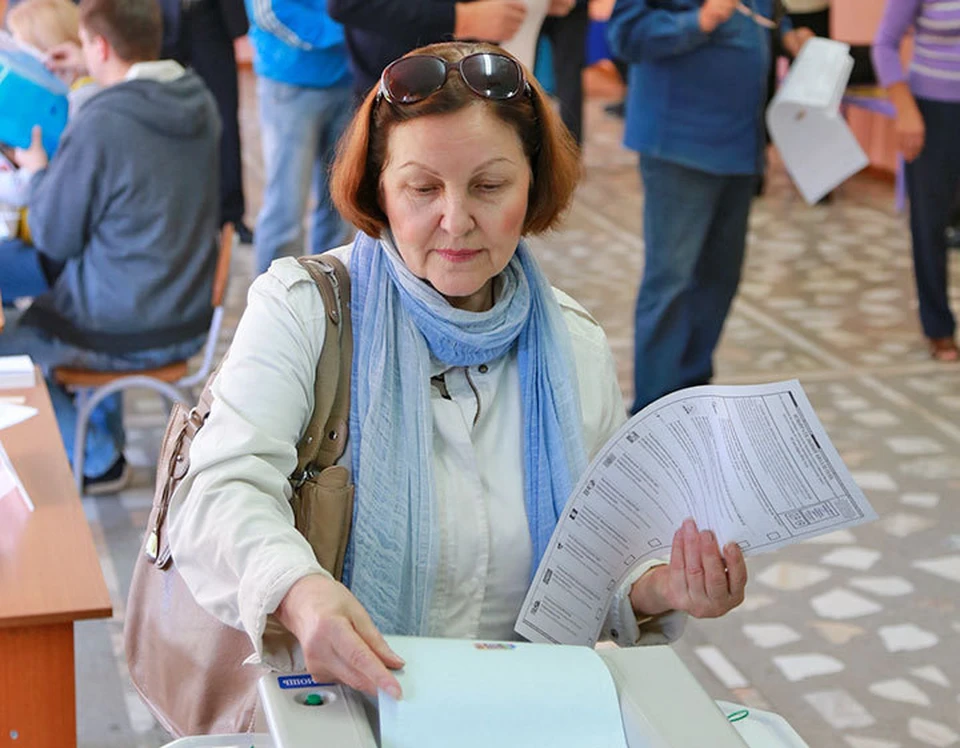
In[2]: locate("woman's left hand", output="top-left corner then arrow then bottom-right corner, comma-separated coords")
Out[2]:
782,27 -> 816,58
629,518 -> 747,619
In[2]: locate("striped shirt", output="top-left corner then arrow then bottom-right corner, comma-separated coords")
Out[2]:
873,0 -> 960,102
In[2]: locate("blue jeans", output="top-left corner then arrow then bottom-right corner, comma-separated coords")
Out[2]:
0,238 -> 53,301
906,97 -> 960,340
254,77 -> 354,274
0,302 -> 205,478
632,156 -> 757,413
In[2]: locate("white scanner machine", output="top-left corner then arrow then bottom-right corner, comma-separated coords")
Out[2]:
163,641 -> 808,748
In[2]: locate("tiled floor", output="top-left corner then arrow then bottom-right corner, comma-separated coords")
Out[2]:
76,69 -> 960,747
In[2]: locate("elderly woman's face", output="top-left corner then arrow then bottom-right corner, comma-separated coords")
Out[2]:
379,104 -> 531,313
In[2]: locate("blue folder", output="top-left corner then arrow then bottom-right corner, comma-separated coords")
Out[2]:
0,34 -> 70,157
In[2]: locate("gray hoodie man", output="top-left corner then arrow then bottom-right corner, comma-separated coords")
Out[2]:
22,62 -> 221,354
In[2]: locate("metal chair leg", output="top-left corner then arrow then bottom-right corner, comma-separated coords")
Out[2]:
72,377 -> 187,495
73,388 -> 92,492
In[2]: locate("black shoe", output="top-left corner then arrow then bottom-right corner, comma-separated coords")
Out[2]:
83,455 -> 132,496
234,221 -> 255,245
604,100 -> 626,119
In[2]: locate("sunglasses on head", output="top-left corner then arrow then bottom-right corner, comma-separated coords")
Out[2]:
377,52 -> 530,106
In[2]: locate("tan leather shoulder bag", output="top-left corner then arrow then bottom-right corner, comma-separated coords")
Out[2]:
123,254 -> 352,737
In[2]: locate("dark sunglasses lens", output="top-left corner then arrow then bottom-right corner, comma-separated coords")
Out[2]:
460,54 -> 523,99
383,56 -> 447,103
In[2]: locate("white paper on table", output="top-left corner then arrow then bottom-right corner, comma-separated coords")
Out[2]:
0,439 -> 33,511
499,0 -> 549,72
0,354 -> 36,389
766,38 -> 869,204
515,379 -> 877,646
0,402 -> 37,430
378,636 -> 627,748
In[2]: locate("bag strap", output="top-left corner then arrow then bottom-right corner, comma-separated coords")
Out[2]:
292,254 -> 352,481
148,254 -> 351,566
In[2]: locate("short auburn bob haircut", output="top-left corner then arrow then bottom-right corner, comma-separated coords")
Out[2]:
330,41 -> 581,239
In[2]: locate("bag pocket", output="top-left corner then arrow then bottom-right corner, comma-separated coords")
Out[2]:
291,465 -> 354,581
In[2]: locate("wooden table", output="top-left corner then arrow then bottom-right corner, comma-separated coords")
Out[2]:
0,373 -> 112,747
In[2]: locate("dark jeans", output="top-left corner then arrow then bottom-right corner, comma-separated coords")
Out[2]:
169,0 -> 246,226
540,2 -> 590,146
906,98 -> 960,339
0,239 -> 51,299
633,156 -> 756,413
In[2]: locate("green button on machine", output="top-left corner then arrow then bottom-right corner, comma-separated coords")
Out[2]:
304,693 -> 324,707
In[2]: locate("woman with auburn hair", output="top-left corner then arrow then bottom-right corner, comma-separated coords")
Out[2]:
168,41 -> 747,700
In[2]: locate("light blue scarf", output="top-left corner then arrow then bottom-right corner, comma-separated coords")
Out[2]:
344,232 -> 587,635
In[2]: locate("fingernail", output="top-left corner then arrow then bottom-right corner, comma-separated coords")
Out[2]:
386,684 -> 402,700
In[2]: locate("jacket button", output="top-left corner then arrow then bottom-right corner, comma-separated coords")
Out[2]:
478,364 -> 489,374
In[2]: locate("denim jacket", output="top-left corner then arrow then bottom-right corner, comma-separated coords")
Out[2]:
609,0 -> 786,175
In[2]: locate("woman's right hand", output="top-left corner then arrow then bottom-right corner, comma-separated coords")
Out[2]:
894,98 -> 925,163
275,574 -> 405,699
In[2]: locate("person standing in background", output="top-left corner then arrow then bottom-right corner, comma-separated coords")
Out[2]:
327,0 -> 528,100
539,0 -> 590,146
158,0 -> 253,243
243,0 -> 353,274
873,0 -> 960,361
608,0 -> 814,412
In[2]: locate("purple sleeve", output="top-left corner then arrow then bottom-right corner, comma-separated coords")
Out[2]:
871,0 -> 923,88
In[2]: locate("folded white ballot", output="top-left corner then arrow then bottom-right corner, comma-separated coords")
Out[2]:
499,0 -> 549,72
767,38 -> 869,204
516,379 -> 878,646
378,636 -> 628,748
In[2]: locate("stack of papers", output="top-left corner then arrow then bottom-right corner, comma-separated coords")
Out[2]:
516,379 -> 878,646
0,355 -> 35,389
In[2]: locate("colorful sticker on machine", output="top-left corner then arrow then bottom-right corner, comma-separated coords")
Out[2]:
277,674 -> 322,689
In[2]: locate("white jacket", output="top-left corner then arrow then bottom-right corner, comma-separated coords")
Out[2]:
169,251 -> 685,671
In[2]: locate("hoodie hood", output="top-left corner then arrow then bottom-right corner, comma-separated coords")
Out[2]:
82,68 -> 216,140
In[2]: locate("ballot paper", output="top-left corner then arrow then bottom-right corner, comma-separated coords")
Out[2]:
767,38 -> 869,204
515,379 -> 877,646
0,402 -> 37,431
379,636 -> 628,748
0,440 -> 33,511
500,0 -> 549,72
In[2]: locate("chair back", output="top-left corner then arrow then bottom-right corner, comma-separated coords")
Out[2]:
179,224 -> 234,390
211,222 -> 234,309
